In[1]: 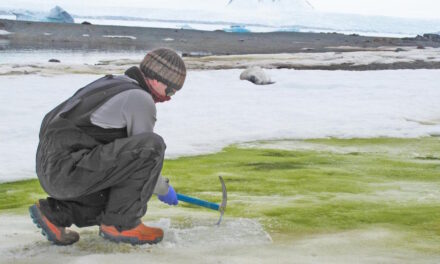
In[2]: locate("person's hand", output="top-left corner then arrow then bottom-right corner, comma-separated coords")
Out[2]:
157,185 -> 178,205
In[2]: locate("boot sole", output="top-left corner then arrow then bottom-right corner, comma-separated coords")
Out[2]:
29,204 -> 75,246
99,229 -> 163,245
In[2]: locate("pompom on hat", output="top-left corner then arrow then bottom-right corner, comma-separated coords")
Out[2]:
140,48 -> 186,91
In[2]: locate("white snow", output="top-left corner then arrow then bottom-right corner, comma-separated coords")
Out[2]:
0,29 -> 12,35
102,35 -> 137,40
0,213 -> 272,263
192,47 -> 440,68
1,47 -> 440,76
0,69 -> 439,182
0,213 -> 437,263
0,14 -> 15,20
0,50 -> 142,65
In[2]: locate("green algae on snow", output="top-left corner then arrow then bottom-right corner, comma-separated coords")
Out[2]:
164,137 -> 440,252
0,179 -> 46,211
1,137 -> 439,251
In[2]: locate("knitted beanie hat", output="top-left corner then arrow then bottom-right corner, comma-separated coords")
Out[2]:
140,48 -> 186,91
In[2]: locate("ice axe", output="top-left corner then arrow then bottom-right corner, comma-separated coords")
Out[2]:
176,176 -> 227,225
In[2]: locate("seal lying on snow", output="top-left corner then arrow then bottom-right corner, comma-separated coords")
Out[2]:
240,66 -> 275,85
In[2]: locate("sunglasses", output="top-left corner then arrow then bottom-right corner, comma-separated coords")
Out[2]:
165,87 -> 177,97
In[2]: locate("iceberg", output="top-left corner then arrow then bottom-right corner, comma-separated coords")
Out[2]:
13,10 -> 45,22
13,6 -> 74,23
224,25 -> 251,33
46,6 -> 74,23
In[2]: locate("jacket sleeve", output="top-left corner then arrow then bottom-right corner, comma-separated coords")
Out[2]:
153,175 -> 170,195
123,90 -> 168,196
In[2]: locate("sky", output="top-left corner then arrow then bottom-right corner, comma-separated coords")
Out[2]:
1,0 -> 440,20
311,0 -> 440,20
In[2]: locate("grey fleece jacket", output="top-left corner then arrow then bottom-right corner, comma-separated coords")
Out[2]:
90,76 -> 169,195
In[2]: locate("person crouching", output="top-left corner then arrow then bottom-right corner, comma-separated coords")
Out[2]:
29,48 -> 186,245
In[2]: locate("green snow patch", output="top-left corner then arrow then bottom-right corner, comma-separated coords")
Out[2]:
0,179 -> 46,212
1,137 -> 439,254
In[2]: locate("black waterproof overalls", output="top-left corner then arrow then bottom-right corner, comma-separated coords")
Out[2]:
36,69 -> 165,230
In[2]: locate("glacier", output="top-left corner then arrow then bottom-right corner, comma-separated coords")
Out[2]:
0,0 -> 439,36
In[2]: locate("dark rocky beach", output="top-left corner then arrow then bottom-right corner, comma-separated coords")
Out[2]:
1,18 -> 440,71
2,19 -> 440,53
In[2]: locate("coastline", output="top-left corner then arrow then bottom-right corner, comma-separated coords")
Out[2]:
2,19 -> 440,71
1,46 -> 440,75
1,18 -> 440,54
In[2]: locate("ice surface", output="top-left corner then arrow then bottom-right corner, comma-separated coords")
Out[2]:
11,10 -> 46,22
68,10 -> 440,37
1,213 -> 438,263
0,30 -> 11,35
0,69 -> 439,182
0,214 -> 273,263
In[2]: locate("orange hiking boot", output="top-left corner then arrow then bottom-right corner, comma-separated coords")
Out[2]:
29,202 -> 79,246
99,223 -> 164,245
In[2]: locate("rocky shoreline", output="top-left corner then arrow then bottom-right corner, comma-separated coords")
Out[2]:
2,19 -> 440,53
1,46 -> 439,75
1,19 -> 440,71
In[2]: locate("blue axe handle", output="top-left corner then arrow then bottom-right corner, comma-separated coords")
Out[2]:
176,193 -> 220,211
